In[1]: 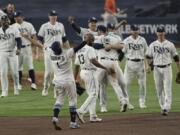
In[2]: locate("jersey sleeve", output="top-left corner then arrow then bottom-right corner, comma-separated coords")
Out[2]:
79,27 -> 88,38
146,44 -> 153,58
67,48 -> 75,58
29,23 -> 37,35
88,47 -> 97,60
38,24 -> 45,37
14,27 -> 21,38
61,24 -> 66,38
171,43 -> 178,57
74,54 -> 80,65
122,39 -> 128,53
143,38 -> 148,53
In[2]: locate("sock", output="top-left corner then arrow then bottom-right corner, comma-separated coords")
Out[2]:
19,71 -> 22,84
69,106 -> 77,122
53,108 -> 60,118
53,104 -> 61,118
29,69 -> 36,83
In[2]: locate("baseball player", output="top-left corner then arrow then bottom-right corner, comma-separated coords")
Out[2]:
38,10 -> 70,96
68,16 -> 98,38
0,15 -> 22,97
13,11 -> 37,90
94,25 -> 128,113
146,26 -> 180,116
123,25 -> 149,109
74,33 -> 114,123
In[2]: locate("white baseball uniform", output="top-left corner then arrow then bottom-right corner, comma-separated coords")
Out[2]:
79,28 -> 97,39
95,32 -> 127,111
38,21 -> 66,95
13,21 -> 36,71
0,25 -> 20,96
51,48 -> 77,107
146,39 -> 178,111
123,35 -> 148,108
75,44 -> 99,119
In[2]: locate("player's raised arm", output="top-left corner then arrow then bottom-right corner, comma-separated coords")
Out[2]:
68,16 -> 81,34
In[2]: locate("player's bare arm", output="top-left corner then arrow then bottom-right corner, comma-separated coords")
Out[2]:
21,34 -> 43,49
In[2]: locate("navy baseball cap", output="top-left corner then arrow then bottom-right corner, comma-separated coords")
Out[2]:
13,11 -> 22,17
130,25 -> 139,31
88,17 -> 97,23
157,26 -> 165,33
51,41 -> 62,55
49,10 -> 58,16
107,23 -> 115,29
97,25 -> 107,33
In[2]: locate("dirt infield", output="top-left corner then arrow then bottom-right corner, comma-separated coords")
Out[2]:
0,113 -> 180,135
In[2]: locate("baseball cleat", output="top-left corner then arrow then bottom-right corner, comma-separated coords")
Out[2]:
42,89 -> 48,96
140,103 -> 147,109
27,78 -> 32,83
31,83 -> 37,90
121,103 -> 127,112
161,109 -> 168,116
69,122 -> 80,129
14,90 -> 19,96
76,110 -> 85,124
90,117 -> 102,123
101,106 -> 108,113
127,103 -> 134,110
18,85 -> 22,90
52,117 -> 62,130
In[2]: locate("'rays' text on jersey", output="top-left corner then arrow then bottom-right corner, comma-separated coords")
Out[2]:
153,46 -> 170,54
128,43 -> 143,50
18,28 -> 28,33
47,29 -> 62,36
0,33 -> 15,40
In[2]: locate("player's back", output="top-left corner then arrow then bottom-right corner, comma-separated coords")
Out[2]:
75,45 -> 96,70
51,49 -> 74,84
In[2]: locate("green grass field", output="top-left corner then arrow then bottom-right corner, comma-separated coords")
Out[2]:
0,54 -> 180,117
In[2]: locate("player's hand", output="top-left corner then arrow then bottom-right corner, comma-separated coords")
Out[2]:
16,49 -> 21,55
68,16 -> 75,24
106,67 -> 116,78
145,65 -> 151,73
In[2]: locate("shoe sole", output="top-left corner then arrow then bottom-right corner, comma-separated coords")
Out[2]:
53,121 -> 62,130
121,104 -> 127,112
90,120 -> 102,123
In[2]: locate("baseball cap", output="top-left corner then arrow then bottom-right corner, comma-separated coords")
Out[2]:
97,25 -> 107,33
49,10 -> 58,16
157,26 -> 165,33
107,23 -> 115,29
130,25 -> 139,31
13,11 -> 22,17
88,17 -> 97,23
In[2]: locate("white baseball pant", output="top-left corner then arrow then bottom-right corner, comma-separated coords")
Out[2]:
124,60 -> 146,106
153,65 -> 172,110
0,52 -> 19,95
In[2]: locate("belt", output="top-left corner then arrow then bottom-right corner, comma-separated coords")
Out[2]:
21,44 -> 30,48
101,57 -> 118,61
128,58 -> 144,62
155,64 -> 170,68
